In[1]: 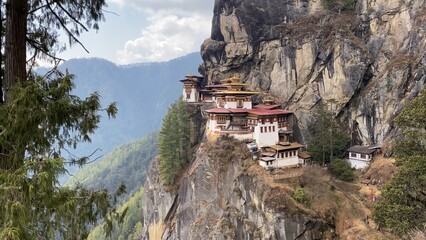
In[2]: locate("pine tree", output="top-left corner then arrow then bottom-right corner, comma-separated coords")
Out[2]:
0,71 -> 122,239
307,102 -> 349,165
0,0 -> 126,239
158,98 -> 190,185
372,88 -> 426,235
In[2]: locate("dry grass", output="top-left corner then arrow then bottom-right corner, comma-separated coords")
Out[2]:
385,54 -> 414,72
249,162 -> 397,239
362,156 -> 397,189
148,220 -> 165,240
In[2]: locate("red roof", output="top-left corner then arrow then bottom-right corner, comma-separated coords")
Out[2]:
253,104 -> 281,110
247,109 -> 292,116
205,107 -> 292,116
205,108 -> 249,114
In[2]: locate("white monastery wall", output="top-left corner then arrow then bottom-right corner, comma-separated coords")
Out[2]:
254,122 -> 279,147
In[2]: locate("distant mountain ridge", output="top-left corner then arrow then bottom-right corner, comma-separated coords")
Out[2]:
38,52 -> 201,160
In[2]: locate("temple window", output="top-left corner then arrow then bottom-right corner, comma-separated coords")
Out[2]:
237,99 -> 243,108
217,116 -> 227,124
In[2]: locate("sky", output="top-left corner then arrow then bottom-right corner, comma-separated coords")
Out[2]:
57,0 -> 214,65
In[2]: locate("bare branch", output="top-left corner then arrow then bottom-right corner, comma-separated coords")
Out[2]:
45,0 -> 90,53
103,9 -> 119,16
26,37 -> 65,67
62,147 -> 103,166
28,2 -> 53,15
26,49 -> 38,77
55,2 -> 89,32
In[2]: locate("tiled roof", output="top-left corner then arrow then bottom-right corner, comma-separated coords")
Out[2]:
298,151 -> 312,159
269,143 -> 304,151
179,78 -> 200,83
247,109 -> 292,116
212,90 -> 258,95
253,104 -> 281,110
206,107 -> 292,116
205,84 -> 227,89
205,108 -> 249,114
347,145 -> 376,154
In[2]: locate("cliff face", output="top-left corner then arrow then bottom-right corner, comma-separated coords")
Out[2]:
142,1 -> 425,239
143,138 -> 333,240
200,0 -> 426,145
143,138 -> 390,240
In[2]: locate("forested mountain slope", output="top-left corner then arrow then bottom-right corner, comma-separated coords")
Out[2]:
88,187 -> 145,240
39,53 -> 201,159
69,132 -> 158,202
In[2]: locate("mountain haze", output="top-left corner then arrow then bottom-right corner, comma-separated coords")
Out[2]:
39,53 -> 201,160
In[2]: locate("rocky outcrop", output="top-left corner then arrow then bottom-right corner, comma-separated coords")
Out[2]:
142,138 -> 333,240
200,0 -> 426,145
142,137 -> 390,239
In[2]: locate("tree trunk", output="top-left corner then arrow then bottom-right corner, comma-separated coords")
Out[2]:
1,0 -> 4,104
1,0 -> 28,170
4,0 -> 27,103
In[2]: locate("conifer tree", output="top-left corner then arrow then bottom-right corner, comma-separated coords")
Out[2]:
307,102 -> 349,165
0,0 -> 126,239
158,98 -> 190,185
372,88 -> 426,235
0,71 -> 122,239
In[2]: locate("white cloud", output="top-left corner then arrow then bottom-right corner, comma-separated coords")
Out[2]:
109,0 -> 212,15
113,0 -> 214,64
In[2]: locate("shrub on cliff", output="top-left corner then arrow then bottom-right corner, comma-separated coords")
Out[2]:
328,158 -> 355,182
158,98 -> 190,185
294,188 -> 308,203
321,0 -> 355,11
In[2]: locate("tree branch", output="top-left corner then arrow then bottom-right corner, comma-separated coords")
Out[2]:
28,2 -> 54,15
26,37 -> 65,65
55,2 -> 89,32
45,0 -> 90,53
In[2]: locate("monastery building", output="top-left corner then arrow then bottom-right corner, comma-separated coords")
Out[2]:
180,74 -> 310,169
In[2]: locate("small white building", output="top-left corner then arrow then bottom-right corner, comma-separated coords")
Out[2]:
347,145 -> 377,169
248,108 -> 290,147
259,143 -> 304,168
180,75 -> 203,102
